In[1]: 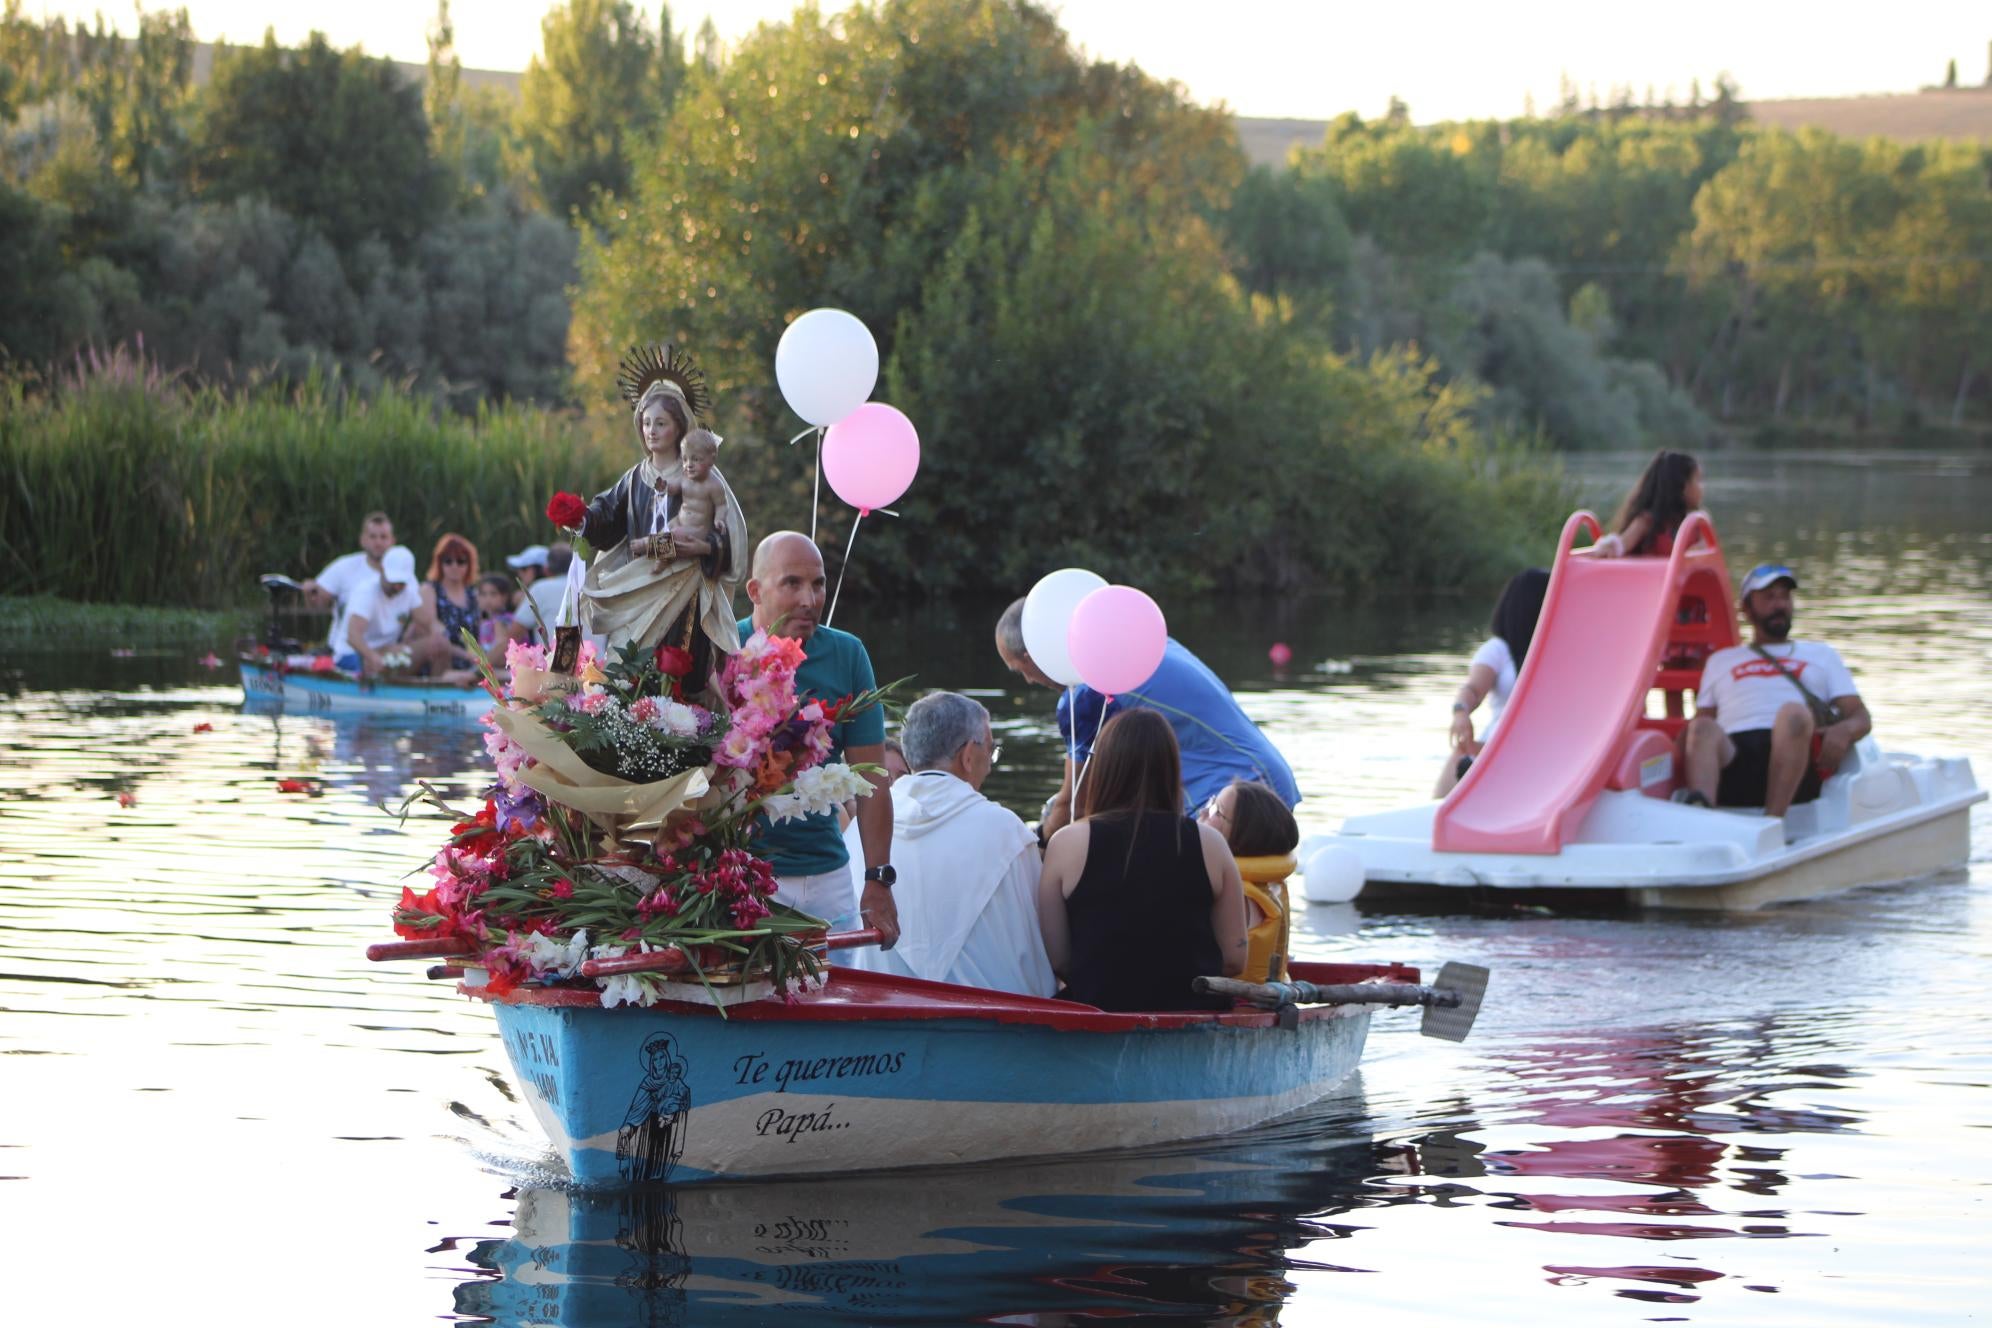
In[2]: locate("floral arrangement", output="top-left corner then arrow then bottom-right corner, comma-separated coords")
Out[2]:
390,628 -> 891,1009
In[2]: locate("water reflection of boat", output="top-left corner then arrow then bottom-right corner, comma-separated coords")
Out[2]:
1324,512 -> 1983,910
239,654 -> 492,720
469,961 -> 1464,1186
452,1116 -> 1395,1326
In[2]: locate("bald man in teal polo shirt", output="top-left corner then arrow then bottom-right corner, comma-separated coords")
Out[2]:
739,532 -> 899,948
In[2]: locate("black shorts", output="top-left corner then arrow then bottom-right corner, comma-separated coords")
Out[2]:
1717,728 -> 1822,808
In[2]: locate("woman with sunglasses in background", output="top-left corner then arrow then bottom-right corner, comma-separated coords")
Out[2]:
421,533 -> 484,679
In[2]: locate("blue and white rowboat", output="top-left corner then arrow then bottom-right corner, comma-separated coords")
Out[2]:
469,960 -> 1448,1186
240,657 -> 493,720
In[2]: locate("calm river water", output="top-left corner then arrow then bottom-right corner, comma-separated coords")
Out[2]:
2,450 -> 1988,1325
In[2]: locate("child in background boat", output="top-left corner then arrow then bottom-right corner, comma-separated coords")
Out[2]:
1596,450 -> 1704,558
1437,568 -> 1551,796
474,574 -> 522,671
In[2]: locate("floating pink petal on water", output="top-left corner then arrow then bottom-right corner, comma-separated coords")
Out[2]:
1268,642 -> 1294,667
110,648 -> 136,658
192,722 -> 215,734
116,792 -> 136,808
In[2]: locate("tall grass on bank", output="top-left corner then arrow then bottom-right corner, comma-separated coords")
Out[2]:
3,355 -> 1574,608
1,370 -> 619,608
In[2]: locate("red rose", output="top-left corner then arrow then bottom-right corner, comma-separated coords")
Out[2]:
654,644 -> 695,678
546,491 -> 588,529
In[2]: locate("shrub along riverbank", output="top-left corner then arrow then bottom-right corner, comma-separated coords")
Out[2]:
2,367 -> 1570,609
0,371 -> 620,608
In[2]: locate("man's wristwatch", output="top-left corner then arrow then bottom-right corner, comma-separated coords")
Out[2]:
863,865 -> 896,888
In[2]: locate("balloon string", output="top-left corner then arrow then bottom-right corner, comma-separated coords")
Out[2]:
786,426 -> 816,446
1069,692 -> 1110,824
810,429 -> 823,544
1064,684 -> 1079,824
825,509 -> 864,625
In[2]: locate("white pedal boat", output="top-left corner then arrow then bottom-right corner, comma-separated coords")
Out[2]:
1319,512 -> 1984,911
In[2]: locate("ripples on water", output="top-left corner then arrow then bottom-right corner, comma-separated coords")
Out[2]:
1,451 -> 1988,1324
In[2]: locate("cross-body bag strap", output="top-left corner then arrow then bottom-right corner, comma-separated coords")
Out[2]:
1749,644 -> 1843,726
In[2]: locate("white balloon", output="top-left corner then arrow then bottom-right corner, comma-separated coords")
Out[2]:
776,308 -> 879,426
1301,846 -> 1366,904
1021,568 -> 1106,688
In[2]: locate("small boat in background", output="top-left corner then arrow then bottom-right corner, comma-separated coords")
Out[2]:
1318,511 -> 1984,911
237,573 -> 492,720
239,651 -> 493,720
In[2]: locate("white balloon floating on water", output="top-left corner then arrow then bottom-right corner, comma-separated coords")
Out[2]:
1302,845 -> 1366,904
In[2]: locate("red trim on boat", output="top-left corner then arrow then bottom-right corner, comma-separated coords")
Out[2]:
463,959 -> 1423,1031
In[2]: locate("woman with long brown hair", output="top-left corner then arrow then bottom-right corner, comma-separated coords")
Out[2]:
1036,709 -> 1248,1011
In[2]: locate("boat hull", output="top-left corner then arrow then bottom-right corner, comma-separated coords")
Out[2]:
472,963 -> 1402,1185
239,661 -> 492,720
1324,742 -> 1982,911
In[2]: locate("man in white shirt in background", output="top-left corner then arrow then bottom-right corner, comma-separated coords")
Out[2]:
850,692 -> 1056,997
1678,563 -> 1872,818
337,546 -> 441,677
300,511 -> 406,654
514,542 -> 574,646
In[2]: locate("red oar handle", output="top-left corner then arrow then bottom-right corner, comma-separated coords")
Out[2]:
367,937 -> 475,961
578,947 -> 693,979
823,928 -> 884,951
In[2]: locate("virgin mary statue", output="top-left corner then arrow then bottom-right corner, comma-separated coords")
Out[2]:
574,344 -> 749,690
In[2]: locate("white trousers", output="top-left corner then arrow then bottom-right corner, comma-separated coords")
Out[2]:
774,865 -> 858,934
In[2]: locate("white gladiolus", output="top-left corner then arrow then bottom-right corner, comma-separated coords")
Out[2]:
761,762 -> 875,823
523,928 -> 590,979
589,940 -> 664,1008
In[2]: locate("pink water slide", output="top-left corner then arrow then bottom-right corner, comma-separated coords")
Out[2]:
1431,511 -> 1735,855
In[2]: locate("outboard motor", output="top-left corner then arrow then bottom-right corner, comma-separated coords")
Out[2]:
255,574 -> 306,654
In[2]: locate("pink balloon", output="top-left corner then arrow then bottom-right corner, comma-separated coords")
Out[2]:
822,402 -> 920,513
1067,586 -> 1167,697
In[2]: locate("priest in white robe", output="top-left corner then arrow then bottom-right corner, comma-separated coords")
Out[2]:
848,692 -> 1056,998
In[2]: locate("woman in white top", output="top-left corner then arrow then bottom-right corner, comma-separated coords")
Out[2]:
1435,568 -> 1550,797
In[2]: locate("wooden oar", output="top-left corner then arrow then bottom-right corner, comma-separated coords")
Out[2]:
578,928 -> 886,979
366,937 -> 475,961
1194,961 -> 1489,1042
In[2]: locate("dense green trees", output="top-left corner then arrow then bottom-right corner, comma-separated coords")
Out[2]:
572,0 -> 1559,595
7,0 -> 1991,607
516,0 -> 686,220
193,33 -> 444,254
1258,111 -> 1992,438
0,5 -> 572,403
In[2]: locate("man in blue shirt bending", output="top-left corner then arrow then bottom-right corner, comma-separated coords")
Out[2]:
995,598 -> 1300,836
740,532 -> 899,947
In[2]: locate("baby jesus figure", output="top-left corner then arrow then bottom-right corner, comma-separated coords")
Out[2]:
629,430 -> 725,565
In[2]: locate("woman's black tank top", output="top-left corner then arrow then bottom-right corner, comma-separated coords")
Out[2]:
1062,810 -> 1229,1012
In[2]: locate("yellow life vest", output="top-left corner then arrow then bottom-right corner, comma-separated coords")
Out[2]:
1234,852 -> 1296,983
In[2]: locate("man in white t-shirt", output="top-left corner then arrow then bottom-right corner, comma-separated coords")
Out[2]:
513,542 -> 574,646
337,547 -> 439,677
1678,563 -> 1872,817
301,512 -> 404,654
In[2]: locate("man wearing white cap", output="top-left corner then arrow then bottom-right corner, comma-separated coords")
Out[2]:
1677,563 -> 1871,819
337,546 -> 444,677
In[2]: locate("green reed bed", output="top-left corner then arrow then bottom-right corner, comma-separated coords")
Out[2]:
0,375 -> 619,608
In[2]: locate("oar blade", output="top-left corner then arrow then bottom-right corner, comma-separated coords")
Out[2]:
1420,962 -> 1489,1042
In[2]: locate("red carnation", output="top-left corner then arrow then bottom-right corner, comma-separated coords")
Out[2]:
546,491 -> 588,530
654,644 -> 695,678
